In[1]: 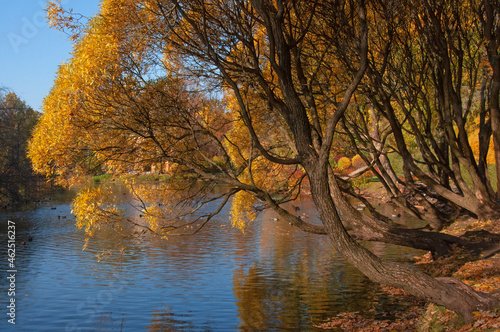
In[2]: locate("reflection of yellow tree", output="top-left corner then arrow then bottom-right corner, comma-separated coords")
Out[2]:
233,219 -> 402,328
233,260 -> 386,328
233,266 -> 268,331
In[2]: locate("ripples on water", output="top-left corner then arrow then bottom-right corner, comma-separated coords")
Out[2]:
0,186 -> 424,331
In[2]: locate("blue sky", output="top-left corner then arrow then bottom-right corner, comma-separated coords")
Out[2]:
0,0 -> 100,111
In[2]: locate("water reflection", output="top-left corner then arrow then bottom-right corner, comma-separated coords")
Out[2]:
0,185 -> 424,331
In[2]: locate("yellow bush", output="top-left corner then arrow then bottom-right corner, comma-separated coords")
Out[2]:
337,157 -> 352,170
212,155 -> 224,166
351,154 -> 366,168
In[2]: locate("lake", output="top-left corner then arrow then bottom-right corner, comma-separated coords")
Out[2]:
0,185 -> 423,331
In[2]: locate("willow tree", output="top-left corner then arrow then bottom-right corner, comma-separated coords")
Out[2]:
29,0 -> 499,321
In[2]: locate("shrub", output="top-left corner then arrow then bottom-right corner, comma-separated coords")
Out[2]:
212,156 -> 225,167
337,157 -> 352,170
352,154 -> 366,168
93,174 -> 112,183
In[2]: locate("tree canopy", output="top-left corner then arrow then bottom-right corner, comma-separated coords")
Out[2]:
0,91 -> 40,206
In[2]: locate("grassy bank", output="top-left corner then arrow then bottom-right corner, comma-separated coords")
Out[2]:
91,173 -> 171,184
387,152 -> 497,189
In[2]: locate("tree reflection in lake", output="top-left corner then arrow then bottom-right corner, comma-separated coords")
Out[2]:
232,209 -> 422,330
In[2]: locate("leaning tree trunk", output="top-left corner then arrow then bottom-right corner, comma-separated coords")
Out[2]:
306,160 -> 499,323
325,167 -> 495,257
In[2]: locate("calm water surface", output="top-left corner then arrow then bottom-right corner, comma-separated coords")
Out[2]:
0,186 -> 423,331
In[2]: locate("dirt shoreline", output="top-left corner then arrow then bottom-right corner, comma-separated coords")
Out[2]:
314,181 -> 500,331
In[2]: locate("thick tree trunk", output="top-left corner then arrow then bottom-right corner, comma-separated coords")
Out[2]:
265,172 -> 498,258
306,160 -> 499,323
325,168 -> 493,257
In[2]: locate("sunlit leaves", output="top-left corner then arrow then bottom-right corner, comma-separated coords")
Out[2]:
71,186 -> 123,249
223,89 -> 304,196
31,0 -> 313,242
31,0 -> 226,186
46,0 -> 84,40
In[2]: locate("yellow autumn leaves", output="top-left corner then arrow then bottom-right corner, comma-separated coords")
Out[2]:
72,186 -> 122,249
